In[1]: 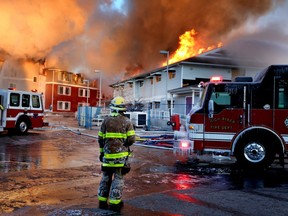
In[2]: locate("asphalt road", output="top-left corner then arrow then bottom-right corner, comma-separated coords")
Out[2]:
1,115 -> 288,216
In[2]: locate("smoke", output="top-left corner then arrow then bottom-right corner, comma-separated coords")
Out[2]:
0,0 -> 86,59
47,0 -> 280,80
224,0 -> 288,69
0,0 -> 285,89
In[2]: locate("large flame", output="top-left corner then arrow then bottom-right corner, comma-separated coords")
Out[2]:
163,29 -> 222,66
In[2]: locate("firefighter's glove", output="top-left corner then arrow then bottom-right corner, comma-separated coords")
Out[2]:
99,152 -> 104,162
124,142 -> 132,147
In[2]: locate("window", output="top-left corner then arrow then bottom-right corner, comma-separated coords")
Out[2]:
186,97 -> 192,115
211,92 -> 231,106
32,95 -> 41,108
148,103 -> 152,109
139,81 -> 144,87
9,83 -> 16,89
209,84 -> 244,113
58,71 -> 72,82
73,74 -> 81,83
57,101 -> 71,111
33,77 -> 37,82
255,72 -> 288,109
155,75 -> 161,82
169,71 -> 176,79
58,86 -> 71,95
154,102 -> 160,109
276,79 -> 288,109
150,77 -> 154,85
167,100 -> 174,109
22,94 -> 30,107
10,93 -> 20,107
79,88 -> 89,97
78,102 -> 86,107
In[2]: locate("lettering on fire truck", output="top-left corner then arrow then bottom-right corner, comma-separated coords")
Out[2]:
174,65 -> 288,169
0,89 -> 45,134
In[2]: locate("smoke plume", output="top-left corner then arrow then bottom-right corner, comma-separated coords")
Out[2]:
0,0 -> 285,89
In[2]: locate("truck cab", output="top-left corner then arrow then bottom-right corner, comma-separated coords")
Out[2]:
0,89 -> 45,134
175,65 -> 288,169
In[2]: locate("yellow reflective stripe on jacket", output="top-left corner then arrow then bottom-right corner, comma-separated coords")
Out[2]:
102,163 -> 124,167
98,131 -> 104,138
98,131 -> 135,139
127,130 -> 135,136
100,148 -> 104,153
104,151 -> 129,159
105,132 -> 127,139
110,113 -> 119,117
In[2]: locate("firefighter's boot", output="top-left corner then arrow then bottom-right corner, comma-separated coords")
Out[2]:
98,200 -> 108,209
109,201 -> 124,212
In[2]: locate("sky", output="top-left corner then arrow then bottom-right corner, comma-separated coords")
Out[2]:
0,0 -> 288,93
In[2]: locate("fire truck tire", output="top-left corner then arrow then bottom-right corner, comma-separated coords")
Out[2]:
16,118 -> 30,135
234,129 -> 276,169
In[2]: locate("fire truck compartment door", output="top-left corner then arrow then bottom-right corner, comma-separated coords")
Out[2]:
204,84 -> 246,147
0,95 -> 3,126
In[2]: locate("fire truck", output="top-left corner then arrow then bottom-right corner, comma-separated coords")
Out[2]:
0,89 -> 45,134
174,65 -> 288,169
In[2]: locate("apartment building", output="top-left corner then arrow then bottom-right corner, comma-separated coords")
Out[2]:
110,48 -> 266,127
44,68 -> 101,113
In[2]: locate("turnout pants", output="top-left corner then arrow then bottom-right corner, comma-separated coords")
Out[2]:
98,168 -> 124,205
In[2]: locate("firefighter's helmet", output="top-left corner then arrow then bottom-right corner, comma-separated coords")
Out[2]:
110,96 -> 126,112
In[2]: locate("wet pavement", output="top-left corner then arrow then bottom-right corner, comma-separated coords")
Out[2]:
1,114 -> 288,215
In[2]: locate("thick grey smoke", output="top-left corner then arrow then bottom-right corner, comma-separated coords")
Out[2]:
224,1 -> 288,71
0,0 -> 285,90
48,0 -> 280,80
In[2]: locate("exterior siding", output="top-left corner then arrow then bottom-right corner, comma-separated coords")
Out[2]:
111,48 -> 266,124
44,69 -> 101,113
182,65 -> 231,80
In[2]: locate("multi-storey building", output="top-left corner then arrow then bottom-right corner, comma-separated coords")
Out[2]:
44,68 -> 101,113
0,59 -> 102,113
110,48 -> 267,129
0,59 -> 46,94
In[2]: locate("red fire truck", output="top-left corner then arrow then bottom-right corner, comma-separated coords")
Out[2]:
174,65 -> 288,169
0,89 -> 45,134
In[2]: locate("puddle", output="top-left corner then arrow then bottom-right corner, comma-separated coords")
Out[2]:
0,140 -> 96,173
174,158 -> 288,190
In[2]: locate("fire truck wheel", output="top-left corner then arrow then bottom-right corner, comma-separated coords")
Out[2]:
16,118 -> 30,135
235,129 -> 276,169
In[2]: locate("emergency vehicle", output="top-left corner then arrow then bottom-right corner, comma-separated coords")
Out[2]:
174,65 -> 288,169
0,89 -> 45,134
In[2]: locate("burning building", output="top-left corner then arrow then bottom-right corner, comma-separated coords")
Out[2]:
0,0 -> 287,111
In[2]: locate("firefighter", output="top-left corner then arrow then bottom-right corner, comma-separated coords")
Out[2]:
97,96 -> 136,211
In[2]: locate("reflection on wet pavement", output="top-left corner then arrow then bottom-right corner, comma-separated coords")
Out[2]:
0,131 -> 97,173
1,126 -> 288,215
0,141 -> 43,173
175,158 -> 288,190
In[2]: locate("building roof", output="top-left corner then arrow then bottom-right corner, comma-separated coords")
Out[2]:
168,85 -> 200,95
110,48 -> 266,87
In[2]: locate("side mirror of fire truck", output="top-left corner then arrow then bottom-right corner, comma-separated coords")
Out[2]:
208,100 -> 214,118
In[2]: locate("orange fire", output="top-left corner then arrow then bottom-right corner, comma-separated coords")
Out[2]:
162,29 -> 222,66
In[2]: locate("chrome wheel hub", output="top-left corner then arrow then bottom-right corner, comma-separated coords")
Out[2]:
19,122 -> 27,132
244,142 -> 265,163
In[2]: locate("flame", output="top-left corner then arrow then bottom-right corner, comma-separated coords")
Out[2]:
162,29 -> 222,66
